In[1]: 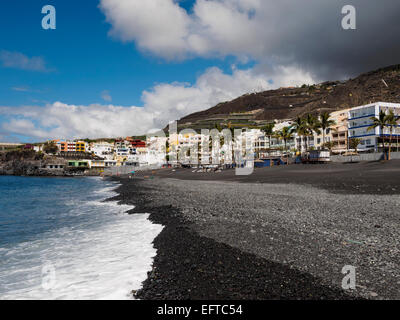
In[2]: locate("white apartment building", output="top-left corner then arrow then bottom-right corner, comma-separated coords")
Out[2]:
348,102 -> 400,151
88,142 -> 114,157
115,147 -> 130,156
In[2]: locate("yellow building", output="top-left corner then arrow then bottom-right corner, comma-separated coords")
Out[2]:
75,141 -> 86,153
328,108 -> 351,153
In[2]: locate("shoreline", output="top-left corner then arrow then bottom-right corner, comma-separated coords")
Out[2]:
109,177 -> 361,300
108,161 -> 400,300
0,176 -> 160,300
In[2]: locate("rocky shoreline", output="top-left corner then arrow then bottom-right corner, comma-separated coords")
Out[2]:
0,150 -> 100,177
0,160 -> 99,177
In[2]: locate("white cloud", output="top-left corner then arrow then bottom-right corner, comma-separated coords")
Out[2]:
101,90 -> 112,102
0,65 -> 314,141
99,0 -> 400,80
0,51 -> 50,72
100,0 -> 191,59
99,0 -> 261,60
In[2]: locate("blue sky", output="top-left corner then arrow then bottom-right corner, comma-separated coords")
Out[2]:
0,0 -> 234,107
1,0 -> 397,142
1,0 -> 269,142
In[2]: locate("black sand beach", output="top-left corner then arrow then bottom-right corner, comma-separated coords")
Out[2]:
110,161 -> 400,300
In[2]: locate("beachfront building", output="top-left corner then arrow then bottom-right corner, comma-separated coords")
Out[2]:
146,136 -> 168,165
294,135 -> 316,153
88,142 -> 114,158
115,139 -> 131,149
329,109 -> 350,153
272,121 -> 295,154
292,112 -> 350,153
87,160 -> 106,174
348,102 -> 400,152
44,163 -> 66,170
67,160 -> 90,169
252,120 -> 296,158
104,160 -> 117,167
167,132 -> 199,164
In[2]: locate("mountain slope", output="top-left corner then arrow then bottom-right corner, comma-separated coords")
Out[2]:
176,64 -> 400,130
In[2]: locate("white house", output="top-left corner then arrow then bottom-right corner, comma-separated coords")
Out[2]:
88,142 -> 114,157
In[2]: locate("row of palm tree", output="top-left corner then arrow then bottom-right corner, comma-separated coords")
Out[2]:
260,112 -> 337,157
291,112 -> 337,152
367,109 -> 399,160
215,108 -> 399,162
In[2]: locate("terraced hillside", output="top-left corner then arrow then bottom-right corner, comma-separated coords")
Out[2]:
176,64 -> 400,130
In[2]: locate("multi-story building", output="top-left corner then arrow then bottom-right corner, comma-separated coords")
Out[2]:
348,102 -> 400,152
115,139 -> 130,149
329,109 -> 350,153
146,136 -> 167,165
75,141 -> 87,153
56,140 -> 87,153
88,142 -> 114,157
58,141 -> 76,152
130,139 -> 146,148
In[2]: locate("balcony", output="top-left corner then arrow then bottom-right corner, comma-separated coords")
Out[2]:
332,133 -> 347,141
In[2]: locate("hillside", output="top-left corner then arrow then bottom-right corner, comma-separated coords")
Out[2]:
176,64 -> 400,130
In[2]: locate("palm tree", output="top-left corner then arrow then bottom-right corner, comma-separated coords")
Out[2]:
323,141 -> 337,153
367,110 -> 389,160
261,123 -> 275,150
385,110 -> 398,160
349,138 -> 362,153
305,114 -> 321,151
319,112 -> 336,148
277,126 -> 293,165
291,117 -> 307,153
349,138 -> 362,163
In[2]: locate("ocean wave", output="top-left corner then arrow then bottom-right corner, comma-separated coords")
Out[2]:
0,177 -> 163,300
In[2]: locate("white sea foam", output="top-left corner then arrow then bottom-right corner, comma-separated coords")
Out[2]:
0,180 -> 163,300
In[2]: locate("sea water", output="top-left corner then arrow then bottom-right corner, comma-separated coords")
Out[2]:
0,176 -> 162,300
